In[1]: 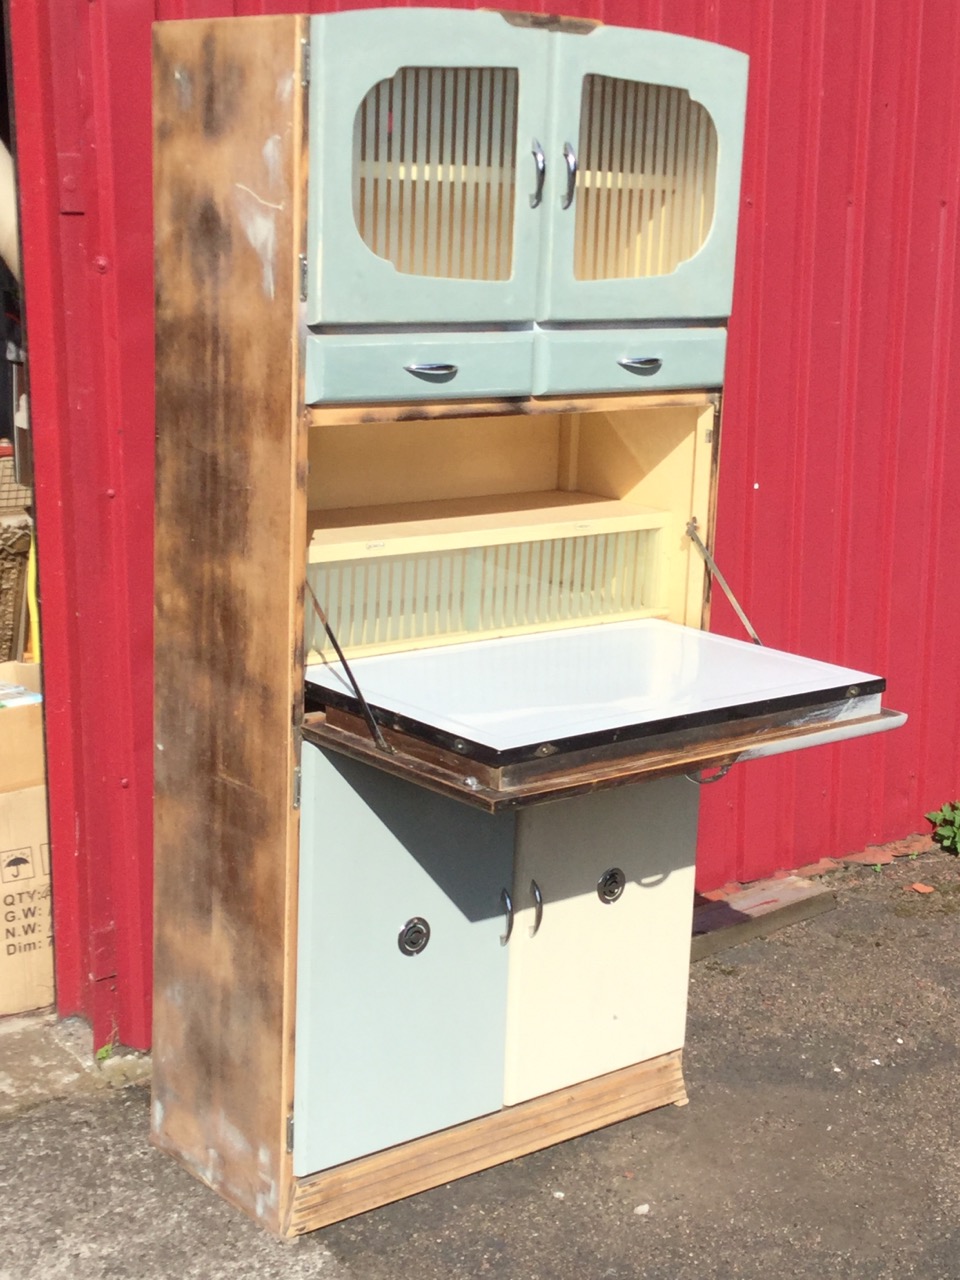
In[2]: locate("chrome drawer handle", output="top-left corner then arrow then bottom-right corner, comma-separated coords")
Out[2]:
561,142 -> 577,209
530,879 -> 543,937
618,357 -> 663,376
530,138 -> 546,208
404,362 -> 458,380
500,887 -> 514,946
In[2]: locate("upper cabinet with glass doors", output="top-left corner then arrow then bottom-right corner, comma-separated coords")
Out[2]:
306,10 -> 748,331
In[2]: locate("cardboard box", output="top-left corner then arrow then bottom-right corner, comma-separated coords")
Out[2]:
0,661 -> 53,1017
0,517 -> 32,663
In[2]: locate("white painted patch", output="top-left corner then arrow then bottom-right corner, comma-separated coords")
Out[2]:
234,184 -> 284,300
262,135 -> 283,189
218,1114 -> 253,1161
174,67 -> 193,111
152,1096 -> 165,1128
255,1179 -> 280,1218
277,72 -> 295,104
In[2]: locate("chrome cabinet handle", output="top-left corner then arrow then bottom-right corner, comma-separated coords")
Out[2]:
500,887 -> 514,946
530,138 -> 546,208
618,357 -> 663,376
530,879 -> 543,937
561,142 -> 577,210
404,362 -> 458,380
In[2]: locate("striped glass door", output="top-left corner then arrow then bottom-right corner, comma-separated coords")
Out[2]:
539,28 -> 748,324
308,10 -> 549,327
572,76 -> 718,284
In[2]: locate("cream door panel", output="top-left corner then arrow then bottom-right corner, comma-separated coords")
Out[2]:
503,775 -> 699,1106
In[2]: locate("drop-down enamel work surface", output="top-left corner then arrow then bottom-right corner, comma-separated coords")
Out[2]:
303,619 -> 904,808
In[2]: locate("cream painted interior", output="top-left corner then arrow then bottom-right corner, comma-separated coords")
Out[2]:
306,402 -> 714,657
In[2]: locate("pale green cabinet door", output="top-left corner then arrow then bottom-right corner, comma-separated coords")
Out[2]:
293,744 -> 515,1177
308,10 -> 549,327
538,29 -> 748,323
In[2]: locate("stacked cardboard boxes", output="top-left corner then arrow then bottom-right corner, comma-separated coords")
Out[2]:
0,661 -> 52,1016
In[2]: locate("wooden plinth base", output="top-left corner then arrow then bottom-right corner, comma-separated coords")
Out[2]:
285,1049 -> 686,1236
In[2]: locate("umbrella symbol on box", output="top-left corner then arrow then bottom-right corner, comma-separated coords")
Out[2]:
1,848 -> 34,883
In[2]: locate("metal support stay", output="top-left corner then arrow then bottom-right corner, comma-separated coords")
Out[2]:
306,581 -> 395,754
686,518 -> 762,647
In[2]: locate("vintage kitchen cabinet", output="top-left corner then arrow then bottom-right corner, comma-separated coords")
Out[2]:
303,7 -> 747,400
152,12 -> 904,1236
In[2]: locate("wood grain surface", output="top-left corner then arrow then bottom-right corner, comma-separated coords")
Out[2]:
306,389 -> 717,428
286,1051 -> 686,1235
152,15 -> 307,1232
301,707 -> 902,812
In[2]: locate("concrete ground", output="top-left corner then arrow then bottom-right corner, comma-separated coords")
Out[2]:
3,847 -> 960,1279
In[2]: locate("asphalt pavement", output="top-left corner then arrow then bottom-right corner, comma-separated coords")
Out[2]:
2,847 -> 960,1279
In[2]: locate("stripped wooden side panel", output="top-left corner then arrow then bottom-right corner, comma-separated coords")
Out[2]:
151,15 -> 307,1231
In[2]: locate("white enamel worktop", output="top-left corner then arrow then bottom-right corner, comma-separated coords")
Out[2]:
305,619 -> 886,752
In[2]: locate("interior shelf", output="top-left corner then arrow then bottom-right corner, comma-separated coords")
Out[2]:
308,490 -> 665,563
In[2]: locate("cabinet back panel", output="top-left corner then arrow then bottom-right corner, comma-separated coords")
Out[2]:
308,415 -> 561,511
575,405 -> 704,507
575,404 -> 713,626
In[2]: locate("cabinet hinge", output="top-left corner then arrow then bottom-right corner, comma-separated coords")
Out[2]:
299,254 -> 308,302
293,766 -> 302,810
286,1114 -> 295,1154
301,39 -> 311,87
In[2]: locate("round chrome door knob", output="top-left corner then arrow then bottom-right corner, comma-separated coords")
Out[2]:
597,868 -> 626,904
398,917 -> 431,956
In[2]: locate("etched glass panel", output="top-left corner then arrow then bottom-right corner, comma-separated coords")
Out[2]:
574,76 -> 718,281
353,67 -> 519,280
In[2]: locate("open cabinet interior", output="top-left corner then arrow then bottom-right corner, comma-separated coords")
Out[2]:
306,397 -> 716,658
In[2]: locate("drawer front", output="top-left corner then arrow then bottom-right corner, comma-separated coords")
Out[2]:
532,326 -> 726,396
305,332 -> 534,405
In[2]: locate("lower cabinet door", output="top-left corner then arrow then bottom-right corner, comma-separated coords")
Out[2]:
294,744 -> 516,1176
503,777 -> 699,1107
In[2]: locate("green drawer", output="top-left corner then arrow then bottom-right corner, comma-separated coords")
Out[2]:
305,331 -> 535,405
532,326 -> 726,396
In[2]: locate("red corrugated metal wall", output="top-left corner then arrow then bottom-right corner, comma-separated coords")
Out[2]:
9,0 -> 960,1048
